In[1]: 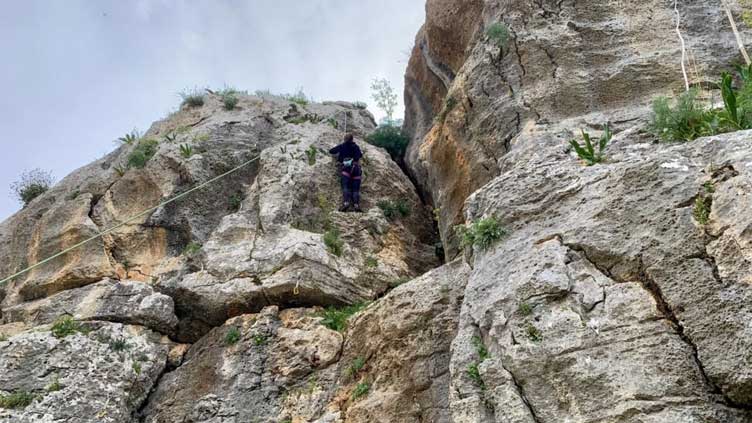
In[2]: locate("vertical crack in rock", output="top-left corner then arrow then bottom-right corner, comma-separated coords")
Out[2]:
499,361 -> 543,423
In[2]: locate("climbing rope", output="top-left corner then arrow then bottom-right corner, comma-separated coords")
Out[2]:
0,154 -> 262,286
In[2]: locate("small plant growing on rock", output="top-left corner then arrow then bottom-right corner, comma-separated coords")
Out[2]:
569,125 -> 611,166
221,92 -> 239,110
650,90 -> 713,142
132,361 -> 142,375
466,363 -> 484,389
518,302 -> 533,316
253,334 -> 267,346
456,216 -> 506,251
351,382 -> 370,400
163,131 -> 177,143
225,327 -> 241,346
364,256 -> 378,268
345,357 -> 366,379
282,88 -> 309,106
305,145 -> 317,166
472,336 -> 489,362
51,316 -> 88,339
377,199 -> 411,221
486,22 -> 510,51
117,130 -> 140,145
179,144 -> 193,158
46,377 -> 62,392
228,193 -> 243,212
11,168 -> 54,206
180,88 -> 205,108
525,324 -> 543,342
182,242 -> 202,256
0,391 -> 35,409
0,334 -> 7,342
323,229 -> 344,257
318,303 -> 369,332
693,195 -> 712,225
127,138 -> 159,169
109,338 -> 130,352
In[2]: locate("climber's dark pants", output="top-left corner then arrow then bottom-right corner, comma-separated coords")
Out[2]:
340,175 -> 361,205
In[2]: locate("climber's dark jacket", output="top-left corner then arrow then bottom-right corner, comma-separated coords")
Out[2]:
329,141 -> 363,164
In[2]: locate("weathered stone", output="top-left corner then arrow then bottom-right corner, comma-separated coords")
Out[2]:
2,278 -> 178,335
0,322 -> 168,423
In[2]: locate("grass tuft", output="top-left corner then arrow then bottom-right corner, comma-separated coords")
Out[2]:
51,316 -> 89,339
323,229 -> 344,256
225,327 -> 241,346
456,217 -> 506,251
180,88 -> 205,108
351,382 -> 370,400
0,391 -> 35,409
318,303 -> 369,332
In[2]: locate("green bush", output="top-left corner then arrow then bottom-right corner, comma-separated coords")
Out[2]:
318,303 -> 369,332
518,302 -> 533,316
467,363 -> 484,389
51,316 -> 88,339
650,89 -> 714,142
219,87 -> 241,110
117,130 -> 139,145
694,195 -> 711,225
323,229 -> 344,256
0,391 -> 35,409
229,193 -> 243,212
253,334 -> 267,346
180,88 -> 205,108
525,324 -> 543,342
366,125 -> 410,161
225,327 -> 241,345
109,338 -> 130,352
345,357 -> 366,379
306,145 -> 317,165
486,22 -> 510,50
471,336 -> 489,362
377,199 -> 411,221
132,361 -> 142,375
351,382 -> 370,400
127,138 -> 159,169
569,125 -> 611,166
182,241 -> 202,256
364,256 -> 378,268
282,88 -> 309,106
11,168 -> 54,206
456,217 -> 506,251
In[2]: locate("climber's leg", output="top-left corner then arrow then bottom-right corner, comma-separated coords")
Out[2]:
351,178 -> 362,212
340,174 -> 352,211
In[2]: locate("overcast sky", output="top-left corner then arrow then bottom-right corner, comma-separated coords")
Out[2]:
0,0 -> 424,221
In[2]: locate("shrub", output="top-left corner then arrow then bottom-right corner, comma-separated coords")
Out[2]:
318,303 -> 369,332
366,125 -> 409,161
377,199 -> 411,221
323,229 -> 344,256
345,357 -> 366,379
51,316 -> 88,338
0,391 -> 35,409
467,363 -> 484,388
127,138 -> 159,169
179,144 -> 193,158
282,88 -> 309,106
253,334 -> 267,346
456,217 -> 506,251
109,338 -> 130,352
306,145 -> 317,166
229,193 -> 243,212
11,168 -> 54,206
472,336 -> 489,362
364,256 -> 378,268
486,22 -> 510,50
225,327 -> 241,345
525,324 -> 543,342
222,93 -> 239,110
182,241 -> 202,256
650,89 -> 715,142
132,361 -> 142,375
518,302 -> 533,316
569,125 -> 611,166
180,88 -> 205,108
351,382 -> 370,400
694,195 -> 711,225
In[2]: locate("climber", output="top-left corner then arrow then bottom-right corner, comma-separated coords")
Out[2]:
329,133 -> 363,212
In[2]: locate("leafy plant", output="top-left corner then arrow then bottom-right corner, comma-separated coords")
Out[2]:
225,327 -> 241,346
118,130 -> 140,145
127,138 -> 159,169
518,302 -> 533,316
694,195 -> 712,225
180,88 -> 205,108
220,88 -> 240,110
318,303 -> 369,332
113,163 -> 127,177
703,181 -> 715,194
456,217 -> 506,251
109,338 -> 130,352
377,199 -> 411,221
163,132 -> 177,143
282,88 -> 309,106
0,391 -> 35,409
569,125 -> 611,166
472,336 -> 489,362
306,145 -> 318,166
650,89 -> 715,142
486,22 -> 510,50
351,382 -> 370,400
51,316 -> 88,339
525,324 -> 543,342
253,334 -> 267,346
11,168 -> 54,206
366,125 -> 409,161
182,241 -> 202,256
229,193 -> 243,212
719,72 -> 752,130
179,144 -> 193,158
364,256 -> 378,268
467,363 -> 484,389
323,229 -> 344,256
132,361 -> 142,375
345,357 -> 366,379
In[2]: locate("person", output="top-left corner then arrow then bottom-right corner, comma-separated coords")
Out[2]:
329,133 -> 363,212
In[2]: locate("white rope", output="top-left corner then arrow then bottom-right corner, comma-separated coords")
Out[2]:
722,0 -> 752,65
675,0 -> 690,91
0,154 -> 262,286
